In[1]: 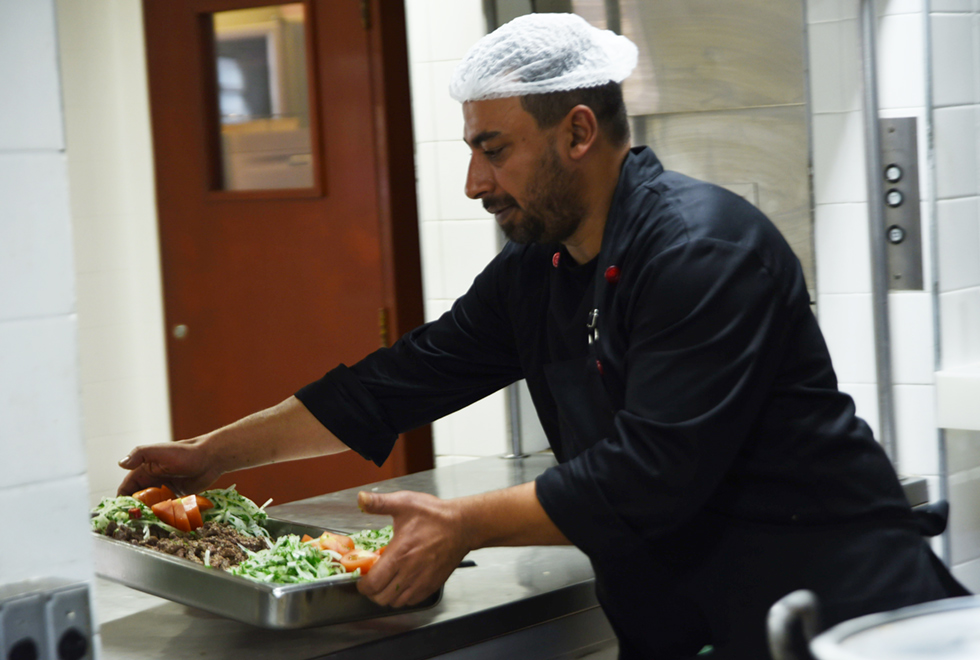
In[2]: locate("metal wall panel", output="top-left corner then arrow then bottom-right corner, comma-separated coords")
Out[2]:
633,105 -> 814,290
570,0 -> 814,292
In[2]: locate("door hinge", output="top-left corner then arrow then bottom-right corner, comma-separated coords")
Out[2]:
360,0 -> 371,30
378,307 -> 389,347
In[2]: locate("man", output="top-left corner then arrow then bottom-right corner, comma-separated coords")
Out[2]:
118,13 -> 967,658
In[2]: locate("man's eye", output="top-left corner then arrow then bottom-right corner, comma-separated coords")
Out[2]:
483,148 -> 503,160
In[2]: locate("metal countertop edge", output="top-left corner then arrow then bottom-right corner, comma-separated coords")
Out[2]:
308,579 -> 601,660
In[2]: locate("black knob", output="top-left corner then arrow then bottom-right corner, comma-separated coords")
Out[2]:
58,628 -> 89,660
8,638 -> 38,660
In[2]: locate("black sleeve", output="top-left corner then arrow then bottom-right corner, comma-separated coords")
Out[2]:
295,249 -> 524,466
535,237 -> 794,554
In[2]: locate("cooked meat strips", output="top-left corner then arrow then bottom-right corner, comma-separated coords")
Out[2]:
101,521 -> 269,570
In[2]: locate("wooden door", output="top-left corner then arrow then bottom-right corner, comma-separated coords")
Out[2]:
143,0 -> 431,505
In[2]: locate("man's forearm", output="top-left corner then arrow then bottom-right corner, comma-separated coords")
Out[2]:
455,481 -> 571,549
206,396 -> 350,474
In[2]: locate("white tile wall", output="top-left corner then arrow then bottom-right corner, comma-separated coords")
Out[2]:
817,293 -> 878,383
940,286 -> 980,367
811,112 -> 868,203
406,0 -> 506,460
889,292 -> 936,384
877,13 -> 926,110
0,316 -> 85,488
931,13 -> 978,108
934,105 -> 979,199
814,203 -> 873,294
893,384 -> 940,475
937,197 -> 980,292
0,0 -> 93,595
0,153 -> 75,321
0,0 -> 64,150
0,476 -> 94,586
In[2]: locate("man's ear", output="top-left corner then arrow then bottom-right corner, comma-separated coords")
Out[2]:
565,105 -> 599,159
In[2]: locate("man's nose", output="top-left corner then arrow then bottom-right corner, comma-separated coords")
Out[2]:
465,154 -> 492,200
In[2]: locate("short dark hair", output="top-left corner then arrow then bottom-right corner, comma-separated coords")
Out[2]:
519,81 -> 630,147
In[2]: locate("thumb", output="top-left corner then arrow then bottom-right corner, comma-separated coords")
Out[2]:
118,449 -> 145,469
358,491 -> 396,515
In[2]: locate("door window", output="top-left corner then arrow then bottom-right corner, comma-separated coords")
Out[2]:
210,3 -> 315,191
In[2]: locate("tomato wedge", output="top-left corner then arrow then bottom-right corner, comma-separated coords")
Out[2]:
151,500 -> 177,527
171,499 -> 191,532
301,534 -> 315,544
159,485 -> 175,501
317,532 -> 355,555
180,495 -> 203,530
339,550 -> 380,575
195,495 -> 214,511
133,487 -> 167,507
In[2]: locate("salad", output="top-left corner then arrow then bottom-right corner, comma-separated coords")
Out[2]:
91,485 -> 392,584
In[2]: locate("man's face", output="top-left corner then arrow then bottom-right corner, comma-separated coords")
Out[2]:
463,98 -> 587,245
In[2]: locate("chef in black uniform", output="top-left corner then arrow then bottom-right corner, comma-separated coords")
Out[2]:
118,13 -> 968,659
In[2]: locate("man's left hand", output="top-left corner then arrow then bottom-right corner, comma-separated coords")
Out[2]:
356,490 -> 470,608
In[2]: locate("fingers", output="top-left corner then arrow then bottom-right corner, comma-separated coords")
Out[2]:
357,553 -> 446,608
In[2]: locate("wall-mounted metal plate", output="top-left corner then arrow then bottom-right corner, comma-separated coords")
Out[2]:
880,117 -> 923,290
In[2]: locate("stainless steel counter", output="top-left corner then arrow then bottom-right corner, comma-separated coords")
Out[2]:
93,455 -> 618,660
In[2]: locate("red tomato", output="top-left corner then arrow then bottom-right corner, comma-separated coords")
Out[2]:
195,495 -> 214,511
180,495 -> 203,530
301,534 -> 315,544
317,532 -> 355,555
159,485 -> 175,500
151,500 -> 176,527
171,500 -> 191,532
133,487 -> 166,507
377,545 -> 387,555
339,550 -> 380,575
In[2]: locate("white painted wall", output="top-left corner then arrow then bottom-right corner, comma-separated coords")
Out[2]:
0,0 -> 93,599
55,0 -> 172,507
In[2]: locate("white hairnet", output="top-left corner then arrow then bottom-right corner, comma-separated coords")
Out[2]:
449,13 -> 638,103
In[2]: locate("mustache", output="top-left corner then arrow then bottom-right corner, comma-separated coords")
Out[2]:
482,194 -> 519,214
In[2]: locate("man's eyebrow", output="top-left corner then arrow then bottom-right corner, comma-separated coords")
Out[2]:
464,131 -> 502,148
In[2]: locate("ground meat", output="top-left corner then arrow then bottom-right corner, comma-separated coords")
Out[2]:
97,520 -> 271,571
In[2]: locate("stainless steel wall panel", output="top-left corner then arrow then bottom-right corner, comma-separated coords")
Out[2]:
633,105 -> 814,290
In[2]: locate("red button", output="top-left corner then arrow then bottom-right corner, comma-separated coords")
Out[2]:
552,252 -> 560,267
604,265 -> 621,284
596,359 -> 604,375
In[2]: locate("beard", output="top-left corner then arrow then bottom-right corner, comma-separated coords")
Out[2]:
483,145 -> 587,245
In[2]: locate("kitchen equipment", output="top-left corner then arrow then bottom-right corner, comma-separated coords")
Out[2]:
92,517 -> 441,629
810,596 -> 980,660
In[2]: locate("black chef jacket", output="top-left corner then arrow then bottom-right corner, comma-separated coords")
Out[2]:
297,147 -> 966,659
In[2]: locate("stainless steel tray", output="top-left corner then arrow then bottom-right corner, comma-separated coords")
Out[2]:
92,517 -> 441,629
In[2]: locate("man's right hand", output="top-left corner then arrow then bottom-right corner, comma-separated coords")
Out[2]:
115,396 -> 350,498
117,435 -> 223,497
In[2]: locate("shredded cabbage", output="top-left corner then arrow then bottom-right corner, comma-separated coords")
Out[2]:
349,525 -> 393,552
199,485 -> 271,538
229,535 -> 353,584
90,495 -> 182,536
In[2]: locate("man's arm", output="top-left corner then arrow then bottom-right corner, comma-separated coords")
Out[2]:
117,396 -> 348,496
356,481 -> 570,608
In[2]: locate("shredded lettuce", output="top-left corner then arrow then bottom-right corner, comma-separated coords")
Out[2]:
229,534 -> 353,584
199,485 -> 271,538
90,495 -> 182,536
349,525 -> 393,552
